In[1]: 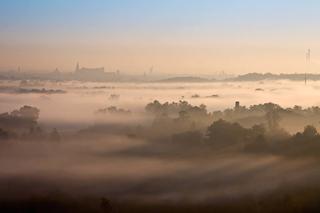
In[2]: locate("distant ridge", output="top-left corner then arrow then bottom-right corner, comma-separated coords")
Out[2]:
228,73 -> 320,81
2,70 -> 320,82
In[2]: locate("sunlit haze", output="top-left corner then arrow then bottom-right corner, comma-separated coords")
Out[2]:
3,1 -> 320,212
1,0 -> 320,74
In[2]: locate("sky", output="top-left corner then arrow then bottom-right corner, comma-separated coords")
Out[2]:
1,0 -> 320,74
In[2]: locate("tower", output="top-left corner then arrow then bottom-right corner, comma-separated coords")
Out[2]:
306,49 -> 311,62
305,49 -> 311,85
235,101 -> 240,111
75,62 -> 80,72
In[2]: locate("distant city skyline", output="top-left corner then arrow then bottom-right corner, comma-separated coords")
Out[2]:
1,0 -> 320,74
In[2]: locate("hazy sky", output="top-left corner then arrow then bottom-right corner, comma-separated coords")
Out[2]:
1,0 -> 320,74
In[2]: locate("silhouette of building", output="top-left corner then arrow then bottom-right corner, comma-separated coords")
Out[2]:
235,101 -> 240,111
74,62 -> 116,81
75,62 -> 105,75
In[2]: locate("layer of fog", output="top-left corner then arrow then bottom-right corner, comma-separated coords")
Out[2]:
1,80 -> 320,131
1,137 -> 320,203
2,80 -> 320,204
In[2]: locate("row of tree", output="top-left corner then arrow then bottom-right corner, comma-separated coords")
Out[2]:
0,106 -> 60,142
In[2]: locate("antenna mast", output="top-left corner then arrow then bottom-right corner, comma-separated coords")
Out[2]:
305,49 -> 311,85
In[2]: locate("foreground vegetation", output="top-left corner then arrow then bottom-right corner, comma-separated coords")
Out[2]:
2,100 -> 320,212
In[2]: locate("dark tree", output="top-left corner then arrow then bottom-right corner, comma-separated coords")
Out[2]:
302,125 -> 318,138
207,119 -> 249,145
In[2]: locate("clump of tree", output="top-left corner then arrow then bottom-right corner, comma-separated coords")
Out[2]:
146,100 -> 208,117
11,105 -> 39,121
16,88 -> 66,94
0,105 -> 40,132
210,102 -> 320,133
96,106 -> 131,115
265,125 -> 320,156
0,106 -> 62,142
213,102 -> 284,121
287,125 -> 320,146
206,119 -> 266,147
191,94 -> 200,98
145,100 -> 214,138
